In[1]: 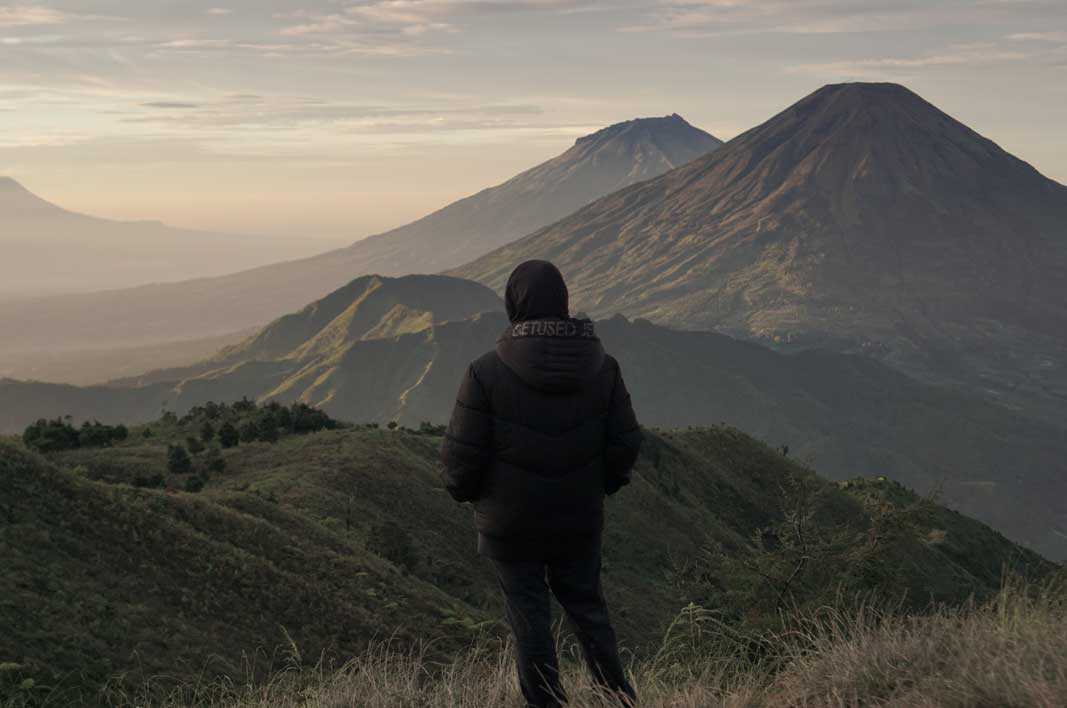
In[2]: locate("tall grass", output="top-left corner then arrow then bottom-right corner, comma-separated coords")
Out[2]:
110,578 -> 1067,707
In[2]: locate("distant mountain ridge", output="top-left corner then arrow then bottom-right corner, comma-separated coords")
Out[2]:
0,178 -> 342,298
0,115 -> 720,361
113,274 -> 502,387
453,83 -> 1067,420
342,113 -> 723,275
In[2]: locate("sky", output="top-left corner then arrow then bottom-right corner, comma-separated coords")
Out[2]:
1,0 -> 1065,240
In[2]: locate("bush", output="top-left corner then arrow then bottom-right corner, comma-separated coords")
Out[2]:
186,436 -> 205,455
133,473 -> 165,489
218,422 -> 239,449
289,403 -> 336,434
167,445 -> 192,475
367,521 -> 418,571
204,447 -> 226,474
239,421 -> 259,444
200,421 -> 216,443
256,413 -> 280,443
184,476 -> 206,493
22,418 -> 80,452
23,418 -> 127,452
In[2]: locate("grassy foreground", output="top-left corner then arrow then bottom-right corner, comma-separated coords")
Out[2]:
91,580 -> 1066,708
1,411 -> 1060,705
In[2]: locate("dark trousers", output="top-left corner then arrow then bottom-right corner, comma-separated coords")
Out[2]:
491,548 -> 636,708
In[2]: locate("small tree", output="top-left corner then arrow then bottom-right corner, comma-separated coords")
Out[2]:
387,421 -> 399,431
167,444 -> 192,475
218,422 -> 239,449
256,413 -> 279,443
204,447 -> 226,474
238,421 -> 259,443
186,436 -> 205,455
200,421 -> 216,444
184,476 -> 206,493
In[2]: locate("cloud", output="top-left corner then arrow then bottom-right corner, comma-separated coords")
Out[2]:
156,38 -> 231,49
787,44 -> 1030,77
0,5 -> 67,27
275,1 -> 601,38
1008,31 -> 1067,42
619,0 -> 1067,36
142,101 -> 200,109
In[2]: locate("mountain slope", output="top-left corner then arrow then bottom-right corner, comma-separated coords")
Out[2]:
0,177 -> 340,298
452,83 -> 1067,419
0,116 -> 720,362
327,114 -> 722,276
3,418 -> 1051,701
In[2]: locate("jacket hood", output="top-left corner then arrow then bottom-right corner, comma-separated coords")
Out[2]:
505,260 -> 569,323
496,318 -> 605,393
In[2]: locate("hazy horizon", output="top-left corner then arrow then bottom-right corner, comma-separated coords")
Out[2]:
2,0 -> 1066,240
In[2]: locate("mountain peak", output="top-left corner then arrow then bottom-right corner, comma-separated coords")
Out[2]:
574,113 -> 706,147
454,82 -> 1067,421
0,176 -> 69,217
0,176 -> 29,193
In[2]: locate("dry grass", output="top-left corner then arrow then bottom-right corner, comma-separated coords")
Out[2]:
127,578 -> 1067,708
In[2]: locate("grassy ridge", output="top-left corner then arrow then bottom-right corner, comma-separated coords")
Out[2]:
135,580 -> 1067,708
0,418 -> 1057,705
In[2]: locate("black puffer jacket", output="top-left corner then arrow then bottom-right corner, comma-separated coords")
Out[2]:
440,261 -> 642,560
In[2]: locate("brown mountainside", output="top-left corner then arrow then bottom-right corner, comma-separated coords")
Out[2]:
453,83 -> 1067,417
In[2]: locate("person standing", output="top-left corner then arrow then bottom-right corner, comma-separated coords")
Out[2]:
440,260 -> 642,707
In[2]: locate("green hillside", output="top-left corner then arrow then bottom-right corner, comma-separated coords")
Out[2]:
1,405 -> 1054,705
5,293 -> 1067,561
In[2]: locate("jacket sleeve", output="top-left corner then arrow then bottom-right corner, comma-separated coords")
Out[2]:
439,364 -> 493,503
605,360 -> 642,496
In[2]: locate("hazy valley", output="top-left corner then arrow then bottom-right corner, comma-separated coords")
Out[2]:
0,177 -> 345,299
0,115 -> 720,369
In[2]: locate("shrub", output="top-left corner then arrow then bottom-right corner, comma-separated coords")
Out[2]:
22,418 -> 80,452
186,436 -> 205,455
367,521 -> 418,571
239,421 -> 259,444
184,476 -> 206,493
289,403 -> 336,434
23,418 -> 127,452
200,421 -> 216,443
218,422 -> 239,449
167,445 -> 192,475
133,473 -> 165,489
256,414 -> 280,443
205,447 -> 226,474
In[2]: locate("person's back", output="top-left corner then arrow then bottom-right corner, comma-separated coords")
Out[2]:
440,260 -> 642,708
